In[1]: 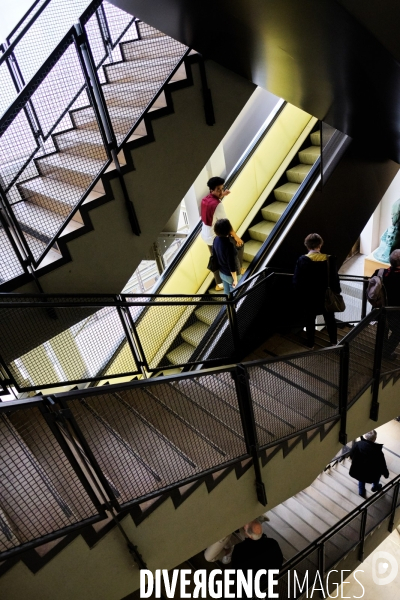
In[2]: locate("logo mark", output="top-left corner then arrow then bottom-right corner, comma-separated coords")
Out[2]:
372,551 -> 398,585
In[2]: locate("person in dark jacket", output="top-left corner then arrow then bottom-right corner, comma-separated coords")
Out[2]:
349,430 -> 389,498
372,249 -> 400,358
293,233 -> 341,348
213,218 -> 241,295
231,521 -> 283,598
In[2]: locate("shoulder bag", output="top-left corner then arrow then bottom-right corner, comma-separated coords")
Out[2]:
324,256 -> 346,313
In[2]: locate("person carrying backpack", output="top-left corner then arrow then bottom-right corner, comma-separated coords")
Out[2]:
369,249 -> 400,359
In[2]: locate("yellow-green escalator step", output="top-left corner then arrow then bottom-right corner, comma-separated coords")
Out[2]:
298,145 -> 320,165
274,182 -> 300,202
195,304 -> 223,326
248,220 -> 275,242
243,239 -> 263,262
261,201 -> 288,223
167,342 -> 195,365
181,322 -> 209,346
310,130 -> 321,146
286,163 -> 313,183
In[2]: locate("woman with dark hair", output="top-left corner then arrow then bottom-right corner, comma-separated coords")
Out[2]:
213,218 -> 241,295
293,233 -> 341,348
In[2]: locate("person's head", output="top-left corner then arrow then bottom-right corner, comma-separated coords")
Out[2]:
207,176 -> 225,199
364,430 -> 377,443
304,233 -> 323,251
214,218 -> 232,237
389,249 -> 400,268
243,521 -> 262,541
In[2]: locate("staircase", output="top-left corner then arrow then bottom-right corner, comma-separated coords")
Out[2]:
0,5 -> 256,294
165,129 -> 321,366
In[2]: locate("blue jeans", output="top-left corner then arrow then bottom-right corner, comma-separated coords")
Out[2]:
358,480 -> 380,495
219,272 -> 241,295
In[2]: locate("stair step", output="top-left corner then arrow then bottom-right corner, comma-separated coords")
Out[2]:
286,163 -> 313,183
53,129 -> 107,161
151,383 -> 245,456
248,220 -> 275,242
121,36 -> 186,61
181,321 -> 209,347
72,105 -> 144,136
170,378 -> 247,440
273,182 -> 300,202
18,177 -> 93,218
195,304 -> 223,326
310,130 -> 321,146
138,22 -> 166,39
36,151 -> 105,189
167,342 -> 195,365
120,388 -> 225,469
265,511 -> 309,553
272,503 -> 321,542
243,239 -> 262,262
82,394 -> 196,483
298,145 -> 320,165
261,201 -> 288,223
101,79 -> 166,107
104,56 -> 180,84
12,201 -> 67,242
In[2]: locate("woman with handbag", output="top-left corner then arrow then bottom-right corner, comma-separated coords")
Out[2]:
213,218 -> 241,295
293,233 -> 343,348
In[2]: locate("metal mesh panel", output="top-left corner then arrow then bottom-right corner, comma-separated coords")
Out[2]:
347,323 -> 377,403
100,20 -> 187,145
10,0 -> 95,84
0,303 -> 139,390
1,38 -> 108,264
66,371 -> 246,504
0,61 -> 18,117
103,1 -> 136,45
0,225 -> 25,284
381,310 -> 400,374
246,349 -> 340,448
234,273 -> 273,341
276,550 -> 319,600
131,297 -> 226,370
0,405 -> 99,553
324,513 -> 362,570
365,488 -> 394,534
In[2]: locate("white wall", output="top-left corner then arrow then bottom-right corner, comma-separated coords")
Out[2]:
360,170 -> 400,255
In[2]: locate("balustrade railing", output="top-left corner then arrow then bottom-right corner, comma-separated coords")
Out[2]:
0,303 -> 399,562
0,0 -> 189,285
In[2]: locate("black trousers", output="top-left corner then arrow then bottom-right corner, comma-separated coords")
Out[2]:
305,309 -> 337,347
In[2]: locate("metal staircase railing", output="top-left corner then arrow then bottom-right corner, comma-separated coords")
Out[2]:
0,303 -> 399,562
0,0 -> 189,285
0,271 -> 369,392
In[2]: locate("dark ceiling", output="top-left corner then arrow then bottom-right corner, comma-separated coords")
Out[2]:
110,0 -> 400,162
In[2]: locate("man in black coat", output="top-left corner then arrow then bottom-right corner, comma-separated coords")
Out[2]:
349,430 -> 389,498
231,520 -> 283,597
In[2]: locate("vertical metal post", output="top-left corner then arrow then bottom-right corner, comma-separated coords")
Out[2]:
338,343 -> 349,445
358,509 -> 368,562
318,543 -> 325,598
196,55 -> 215,126
96,4 -> 114,62
361,279 -> 368,320
370,309 -> 386,421
227,296 -> 241,362
233,364 -> 267,506
388,482 -> 399,532
74,23 -> 141,235
119,295 -> 149,376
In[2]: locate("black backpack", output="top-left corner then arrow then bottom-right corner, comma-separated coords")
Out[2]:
366,269 -> 387,308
